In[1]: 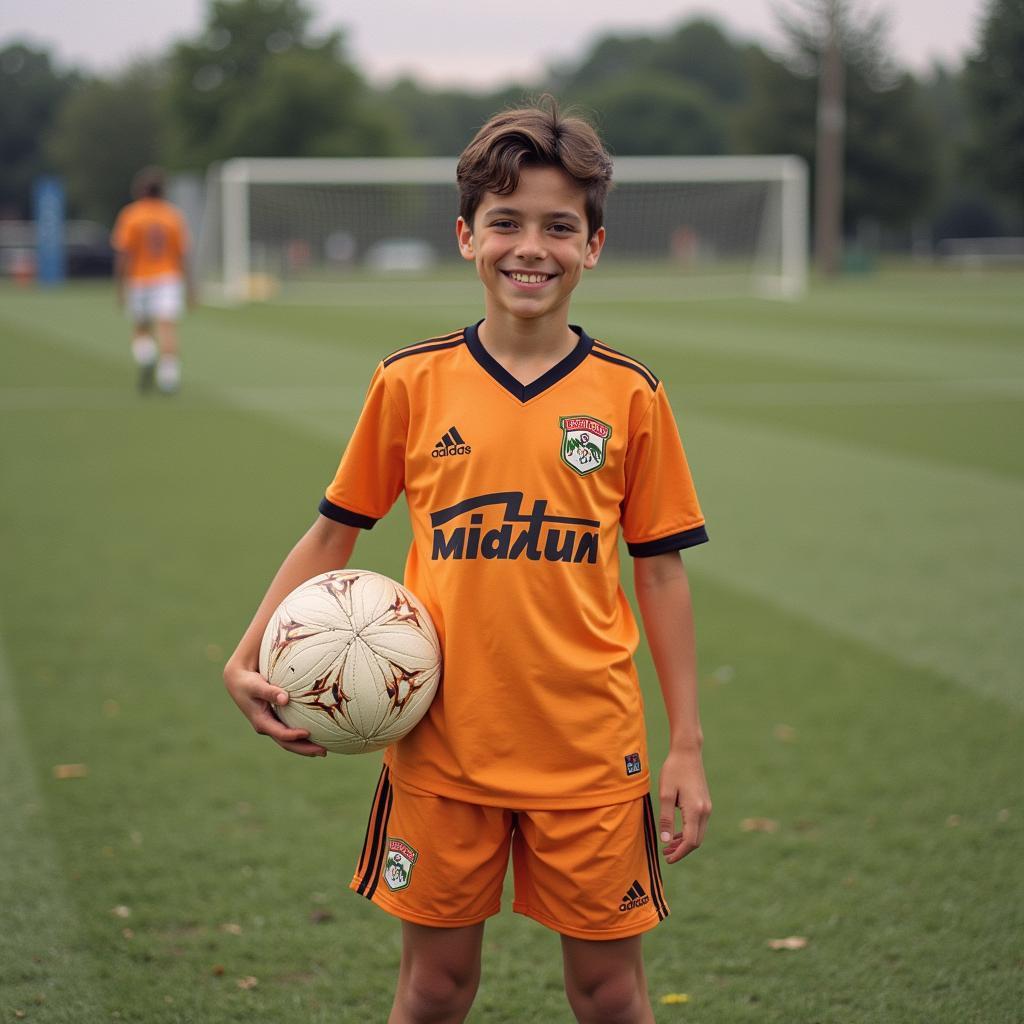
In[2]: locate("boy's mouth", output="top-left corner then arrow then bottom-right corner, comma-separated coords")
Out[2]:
502,270 -> 555,285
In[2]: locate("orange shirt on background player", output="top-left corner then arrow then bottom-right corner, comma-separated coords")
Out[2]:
110,198 -> 189,283
321,322 -> 707,810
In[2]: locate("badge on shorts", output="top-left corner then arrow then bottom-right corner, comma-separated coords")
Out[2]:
382,837 -> 419,891
560,416 -> 611,477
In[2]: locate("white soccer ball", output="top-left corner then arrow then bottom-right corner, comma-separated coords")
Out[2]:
258,569 -> 442,754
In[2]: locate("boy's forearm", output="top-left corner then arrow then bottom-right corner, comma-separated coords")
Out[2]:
227,516 -> 358,671
633,552 -> 703,752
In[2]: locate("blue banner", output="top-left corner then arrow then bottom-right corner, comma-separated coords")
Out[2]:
32,176 -> 66,286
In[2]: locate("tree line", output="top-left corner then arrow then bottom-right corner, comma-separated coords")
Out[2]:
1,0 -> 1020,246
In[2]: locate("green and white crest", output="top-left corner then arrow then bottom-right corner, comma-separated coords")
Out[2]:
382,837 -> 419,891
560,416 -> 611,476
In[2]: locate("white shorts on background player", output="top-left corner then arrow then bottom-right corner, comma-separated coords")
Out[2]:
127,276 -> 184,322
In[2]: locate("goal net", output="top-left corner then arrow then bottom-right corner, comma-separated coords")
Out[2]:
196,156 -> 807,305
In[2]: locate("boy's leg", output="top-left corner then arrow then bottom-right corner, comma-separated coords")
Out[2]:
561,934 -> 654,1024
389,921 -> 484,1024
153,280 -> 184,393
154,318 -> 181,392
130,317 -> 158,391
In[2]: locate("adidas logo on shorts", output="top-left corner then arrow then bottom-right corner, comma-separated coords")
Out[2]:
619,880 -> 650,912
433,425 -> 471,458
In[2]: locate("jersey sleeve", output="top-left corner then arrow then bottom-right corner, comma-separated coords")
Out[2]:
319,364 -> 406,529
110,208 -> 133,253
621,385 -> 708,557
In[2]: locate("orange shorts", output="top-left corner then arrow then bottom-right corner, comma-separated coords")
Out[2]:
349,766 -> 669,940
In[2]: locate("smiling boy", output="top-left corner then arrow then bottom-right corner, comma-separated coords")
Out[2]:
225,99 -> 711,1023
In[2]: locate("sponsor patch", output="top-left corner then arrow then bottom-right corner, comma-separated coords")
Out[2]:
625,752 -> 642,776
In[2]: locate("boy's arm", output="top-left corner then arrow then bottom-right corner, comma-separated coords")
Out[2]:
223,514 -> 359,757
634,550 -> 712,863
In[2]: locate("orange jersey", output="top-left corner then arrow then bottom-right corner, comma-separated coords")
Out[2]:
322,323 -> 707,809
111,198 -> 188,282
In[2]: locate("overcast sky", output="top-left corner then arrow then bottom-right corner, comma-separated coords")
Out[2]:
2,0 -> 987,87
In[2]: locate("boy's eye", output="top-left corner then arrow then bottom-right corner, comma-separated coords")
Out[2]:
490,219 -> 516,230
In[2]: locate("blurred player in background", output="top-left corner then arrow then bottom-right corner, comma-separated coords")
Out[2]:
111,167 -> 192,393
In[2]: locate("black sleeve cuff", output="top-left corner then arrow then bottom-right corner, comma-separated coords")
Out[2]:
318,497 -> 378,530
627,524 -> 708,557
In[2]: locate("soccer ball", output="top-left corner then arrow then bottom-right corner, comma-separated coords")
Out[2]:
258,569 -> 442,754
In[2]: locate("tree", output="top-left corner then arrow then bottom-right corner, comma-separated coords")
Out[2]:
575,74 -> 728,156
0,43 -> 78,218
963,0 -> 1024,219
649,20 -> 752,106
47,62 -> 166,225
371,80 -> 520,156
165,0 -> 402,167
738,1 -> 939,241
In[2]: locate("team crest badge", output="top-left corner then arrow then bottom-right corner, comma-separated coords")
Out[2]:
382,837 -> 419,891
560,416 -> 611,477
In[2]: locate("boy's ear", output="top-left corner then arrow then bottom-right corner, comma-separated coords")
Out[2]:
584,226 -> 606,270
455,217 -> 475,261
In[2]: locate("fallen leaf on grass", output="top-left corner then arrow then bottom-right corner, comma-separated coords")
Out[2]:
111,905 -> 131,918
946,815 -> 961,828
211,965 -> 225,977
122,929 -> 135,940
53,764 -> 88,780
768,936 -> 808,951
773,724 -> 797,742
660,993 -> 690,1004
309,909 -> 335,924
220,922 -> 243,935
237,976 -> 258,990
740,818 -> 779,833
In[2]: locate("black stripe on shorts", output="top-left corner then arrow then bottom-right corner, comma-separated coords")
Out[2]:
642,795 -> 670,920
356,766 -> 394,899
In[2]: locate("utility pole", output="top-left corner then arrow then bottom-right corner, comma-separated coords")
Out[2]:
815,0 -> 845,275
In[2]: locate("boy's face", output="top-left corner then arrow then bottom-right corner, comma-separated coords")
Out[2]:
456,165 -> 605,325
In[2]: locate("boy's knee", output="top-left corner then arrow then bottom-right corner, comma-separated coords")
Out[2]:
399,961 -> 479,1022
564,970 -> 647,1024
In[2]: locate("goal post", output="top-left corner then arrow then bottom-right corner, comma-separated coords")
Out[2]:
197,155 -> 807,304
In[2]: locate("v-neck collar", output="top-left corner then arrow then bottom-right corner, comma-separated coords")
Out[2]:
464,320 -> 594,403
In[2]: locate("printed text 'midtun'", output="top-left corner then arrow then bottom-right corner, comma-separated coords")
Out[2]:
430,492 -> 600,564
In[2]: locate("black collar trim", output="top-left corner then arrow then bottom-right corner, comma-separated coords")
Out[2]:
464,321 -> 594,403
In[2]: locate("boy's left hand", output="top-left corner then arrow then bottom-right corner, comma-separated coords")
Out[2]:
658,748 -> 711,863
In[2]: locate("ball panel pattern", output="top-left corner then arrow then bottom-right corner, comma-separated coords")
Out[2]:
259,569 -> 441,753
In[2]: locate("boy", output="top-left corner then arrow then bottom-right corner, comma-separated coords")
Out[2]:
225,99 -> 711,1024
111,166 -> 192,393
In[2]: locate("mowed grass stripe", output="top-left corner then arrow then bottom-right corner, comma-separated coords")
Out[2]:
0,641 -> 106,1022
686,411 -> 1024,710
582,291 -> 1024,384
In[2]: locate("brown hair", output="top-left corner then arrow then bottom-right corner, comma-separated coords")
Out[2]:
456,96 -> 613,238
132,166 -> 165,199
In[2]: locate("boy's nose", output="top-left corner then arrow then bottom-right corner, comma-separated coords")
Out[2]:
514,230 -> 547,259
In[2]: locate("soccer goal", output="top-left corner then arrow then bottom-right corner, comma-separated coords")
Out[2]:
196,155 -> 808,305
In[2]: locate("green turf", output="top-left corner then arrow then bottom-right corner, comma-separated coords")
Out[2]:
0,268 -> 1021,1022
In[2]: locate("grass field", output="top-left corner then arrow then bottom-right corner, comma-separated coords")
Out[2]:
1,267 -> 1022,1023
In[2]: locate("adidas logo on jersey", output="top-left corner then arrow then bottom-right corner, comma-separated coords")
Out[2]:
433,426 -> 471,458
619,880 -> 651,912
